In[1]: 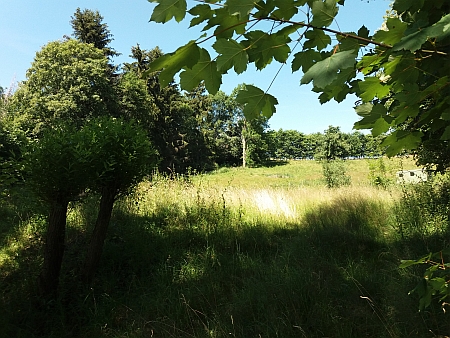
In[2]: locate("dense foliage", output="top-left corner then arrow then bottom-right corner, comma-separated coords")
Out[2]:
10,40 -> 113,136
3,26 -> 159,294
147,0 -> 450,167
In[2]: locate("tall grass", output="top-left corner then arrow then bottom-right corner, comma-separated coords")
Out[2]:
1,159 -> 449,337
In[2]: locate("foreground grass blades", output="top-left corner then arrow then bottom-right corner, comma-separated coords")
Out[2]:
1,160 -> 449,337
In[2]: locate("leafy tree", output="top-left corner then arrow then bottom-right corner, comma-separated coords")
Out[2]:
415,139 -> 450,173
23,125 -> 96,296
147,0 -> 450,167
70,8 -> 119,59
208,90 -> 242,166
0,86 -> 7,117
364,134 -> 385,158
10,39 -> 114,136
0,118 -> 25,195
304,133 -> 323,160
273,129 -> 308,160
315,126 -> 349,161
24,118 -> 156,294
0,84 -> 26,195
181,84 -> 216,171
321,159 -> 351,189
81,117 -> 157,283
10,37 -> 158,294
243,115 -> 271,166
346,131 -> 367,159
115,71 -> 154,128
123,44 -> 153,78
209,85 -> 270,167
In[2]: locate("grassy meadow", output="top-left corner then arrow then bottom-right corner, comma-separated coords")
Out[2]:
1,158 -> 450,337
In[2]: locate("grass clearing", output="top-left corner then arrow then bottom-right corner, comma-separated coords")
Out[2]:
1,158 -> 449,337
195,157 -> 419,189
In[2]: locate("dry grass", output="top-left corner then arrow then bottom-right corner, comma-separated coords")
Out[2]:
135,175 -> 398,228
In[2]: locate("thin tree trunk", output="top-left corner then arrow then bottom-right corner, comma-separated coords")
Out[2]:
242,127 -> 247,169
82,185 -> 117,283
39,198 -> 69,298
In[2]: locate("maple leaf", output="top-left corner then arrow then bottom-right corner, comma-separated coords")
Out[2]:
179,48 -> 222,94
315,66 -> 356,103
292,49 -> 322,73
149,0 -> 187,23
235,85 -> 278,119
354,103 -> 388,134
393,0 -> 425,14
204,7 -> 246,39
144,41 -> 200,87
271,0 -> 299,20
310,0 -> 339,27
244,30 -> 292,70
357,77 -> 391,102
391,104 -> 420,125
227,0 -> 261,19
303,29 -> 332,51
382,131 -> 423,157
301,50 -> 355,89
373,18 -> 407,46
188,4 -> 213,28
213,39 -> 249,74
393,14 -> 450,52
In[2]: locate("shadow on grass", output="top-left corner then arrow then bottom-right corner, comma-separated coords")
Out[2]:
258,159 -> 289,168
1,192 -> 449,337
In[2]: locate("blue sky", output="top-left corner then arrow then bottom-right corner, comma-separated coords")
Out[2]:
0,0 -> 391,133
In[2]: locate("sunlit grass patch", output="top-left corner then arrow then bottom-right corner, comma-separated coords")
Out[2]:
193,157 -> 420,189
0,216 -> 45,275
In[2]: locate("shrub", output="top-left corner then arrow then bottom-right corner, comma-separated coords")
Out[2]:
394,172 -> 450,241
368,158 -> 393,189
321,160 -> 351,188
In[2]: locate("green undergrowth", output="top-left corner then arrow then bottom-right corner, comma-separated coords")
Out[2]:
194,157 -> 419,189
1,159 -> 449,337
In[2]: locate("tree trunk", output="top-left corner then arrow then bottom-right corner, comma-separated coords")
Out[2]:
82,185 -> 117,283
39,198 -> 69,298
242,127 -> 247,169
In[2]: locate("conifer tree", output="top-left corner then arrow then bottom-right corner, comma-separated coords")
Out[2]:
70,8 -> 119,59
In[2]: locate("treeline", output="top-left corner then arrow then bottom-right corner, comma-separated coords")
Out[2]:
267,126 -> 384,161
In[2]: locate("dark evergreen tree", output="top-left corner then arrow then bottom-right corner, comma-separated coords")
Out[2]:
124,44 -> 212,173
181,84 -> 215,171
70,8 -> 119,59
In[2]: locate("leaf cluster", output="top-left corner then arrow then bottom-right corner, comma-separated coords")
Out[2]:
147,0 -> 450,162
400,249 -> 450,312
11,40 -> 113,136
23,117 -> 157,203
